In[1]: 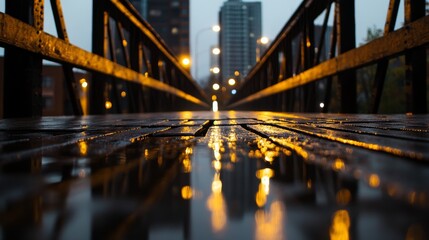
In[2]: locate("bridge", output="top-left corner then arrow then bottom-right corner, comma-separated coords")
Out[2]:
0,0 -> 428,239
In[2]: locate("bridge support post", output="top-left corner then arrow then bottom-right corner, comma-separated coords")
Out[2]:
336,0 -> 357,113
405,0 -> 427,114
90,0 -> 108,114
3,0 -> 43,118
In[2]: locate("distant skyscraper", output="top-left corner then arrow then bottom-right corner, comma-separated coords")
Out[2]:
219,0 -> 261,82
132,0 -> 190,58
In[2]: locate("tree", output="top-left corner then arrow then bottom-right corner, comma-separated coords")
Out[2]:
357,26 -> 407,113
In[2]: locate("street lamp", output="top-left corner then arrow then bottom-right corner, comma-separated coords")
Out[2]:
194,25 -> 220,82
212,67 -> 220,74
212,83 -> 220,91
256,36 -> 270,62
228,78 -> 236,86
212,47 -> 221,55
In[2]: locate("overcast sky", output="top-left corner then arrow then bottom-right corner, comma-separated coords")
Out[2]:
0,0 -> 405,83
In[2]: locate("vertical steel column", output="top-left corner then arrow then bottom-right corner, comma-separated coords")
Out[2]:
304,12 -> 316,112
404,0 -> 427,113
149,50 -> 160,112
323,10 -> 338,113
284,39 -> 294,112
50,0 -> 83,115
336,0 -> 357,113
128,29 -> 143,113
4,0 -> 43,118
90,0 -> 108,114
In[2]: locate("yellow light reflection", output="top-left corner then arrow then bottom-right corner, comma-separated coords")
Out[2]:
306,38 -> 311,47
206,126 -> 228,232
212,160 -> 222,172
254,139 -> 280,163
211,173 -> 222,193
256,184 -> 268,207
230,152 -> 237,163
185,147 -> 193,155
336,189 -> 352,205
368,174 -> 380,188
271,137 -> 309,160
206,192 -> 227,232
208,127 -> 223,161
181,186 -> 193,200
120,91 -> 127,98
179,111 -> 193,119
255,201 -> 285,240
330,210 -> 350,240
255,168 -> 274,207
207,172 -> 227,232
332,158 -> 345,171
182,158 -> 192,173
105,100 -> 112,110
78,141 -> 88,155
256,168 -> 274,179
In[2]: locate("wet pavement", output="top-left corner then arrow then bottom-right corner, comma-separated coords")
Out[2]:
0,111 -> 428,239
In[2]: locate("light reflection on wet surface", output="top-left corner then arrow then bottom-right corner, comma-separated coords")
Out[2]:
0,112 -> 428,239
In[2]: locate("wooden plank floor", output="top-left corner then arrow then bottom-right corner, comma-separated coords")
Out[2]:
0,111 -> 428,239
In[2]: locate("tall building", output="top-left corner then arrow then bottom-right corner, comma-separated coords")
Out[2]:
219,0 -> 261,82
132,0 -> 190,58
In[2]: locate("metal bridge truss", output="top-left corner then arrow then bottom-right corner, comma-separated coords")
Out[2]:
0,0 -> 209,118
228,0 -> 428,114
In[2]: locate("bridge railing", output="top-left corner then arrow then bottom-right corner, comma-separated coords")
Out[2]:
0,0 -> 209,118
228,0 -> 428,114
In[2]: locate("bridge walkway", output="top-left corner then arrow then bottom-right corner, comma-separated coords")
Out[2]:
0,111 -> 428,239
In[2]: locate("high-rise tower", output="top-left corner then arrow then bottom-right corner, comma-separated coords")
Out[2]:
219,0 -> 261,82
131,0 -> 190,58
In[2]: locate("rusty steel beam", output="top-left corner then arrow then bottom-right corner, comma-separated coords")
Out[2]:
228,15 -> 429,109
108,0 -> 205,98
0,13 -> 209,109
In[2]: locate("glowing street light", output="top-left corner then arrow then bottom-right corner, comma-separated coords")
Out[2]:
195,25 -> 221,81
80,78 -> 88,88
105,100 -> 112,110
260,36 -> 269,45
181,57 -> 191,67
212,25 -> 221,32
256,36 -> 270,62
212,47 -> 221,55
228,78 -> 236,86
212,83 -> 220,91
212,67 -> 220,74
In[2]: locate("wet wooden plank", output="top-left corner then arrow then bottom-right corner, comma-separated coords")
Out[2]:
0,112 -> 428,239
